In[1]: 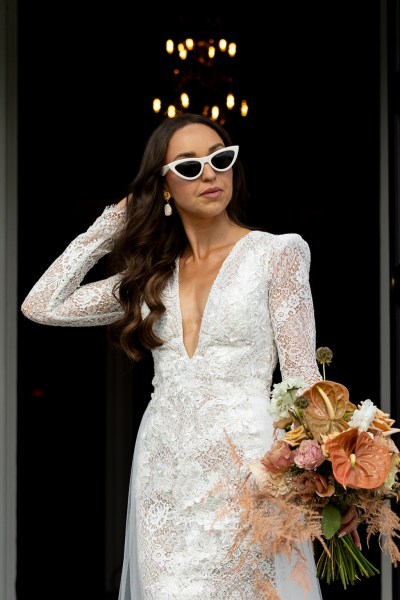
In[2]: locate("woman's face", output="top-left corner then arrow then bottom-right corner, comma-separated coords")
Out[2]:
162,123 -> 234,222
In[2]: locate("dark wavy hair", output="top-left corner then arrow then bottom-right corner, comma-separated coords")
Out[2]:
109,112 -> 250,361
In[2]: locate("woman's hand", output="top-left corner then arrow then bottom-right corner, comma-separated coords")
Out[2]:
338,505 -> 361,549
117,196 -> 128,208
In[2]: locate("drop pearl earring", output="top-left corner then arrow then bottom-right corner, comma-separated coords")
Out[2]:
163,190 -> 172,216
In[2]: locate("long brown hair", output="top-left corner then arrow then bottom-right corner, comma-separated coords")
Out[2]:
109,112 -> 250,361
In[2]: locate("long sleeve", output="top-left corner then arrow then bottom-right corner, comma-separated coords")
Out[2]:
267,233 -> 322,386
21,205 -> 126,327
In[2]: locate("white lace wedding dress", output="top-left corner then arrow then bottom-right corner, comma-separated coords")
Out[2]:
21,205 -> 323,599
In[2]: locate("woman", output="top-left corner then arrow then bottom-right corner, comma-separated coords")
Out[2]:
21,113 -> 356,599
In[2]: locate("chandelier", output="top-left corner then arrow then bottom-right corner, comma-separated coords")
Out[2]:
152,36 -> 249,124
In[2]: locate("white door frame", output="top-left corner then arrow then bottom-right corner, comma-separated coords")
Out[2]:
0,0 -> 18,598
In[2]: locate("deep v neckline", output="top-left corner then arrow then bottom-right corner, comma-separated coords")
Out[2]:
174,230 -> 255,360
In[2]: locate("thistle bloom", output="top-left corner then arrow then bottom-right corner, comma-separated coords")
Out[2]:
316,347 -> 333,379
316,347 -> 333,365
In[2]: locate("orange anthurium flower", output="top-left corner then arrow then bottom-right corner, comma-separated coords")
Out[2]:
302,380 -> 355,440
325,428 -> 391,489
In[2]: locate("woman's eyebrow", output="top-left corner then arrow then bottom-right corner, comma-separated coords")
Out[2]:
172,143 -> 224,161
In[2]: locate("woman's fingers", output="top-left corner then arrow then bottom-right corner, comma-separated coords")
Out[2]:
117,197 -> 128,208
338,506 -> 362,549
350,528 -> 362,550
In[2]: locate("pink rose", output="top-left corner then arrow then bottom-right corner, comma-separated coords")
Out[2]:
294,439 -> 325,470
260,440 -> 295,474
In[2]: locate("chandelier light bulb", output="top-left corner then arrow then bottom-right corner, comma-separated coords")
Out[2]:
166,39 -> 174,54
211,106 -> 220,121
219,39 -> 227,52
208,46 -> 216,59
240,101 -> 249,117
180,93 -> 189,108
153,98 -> 162,113
228,43 -> 236,57
226,94 -> 235,109
167,105 -> 177,118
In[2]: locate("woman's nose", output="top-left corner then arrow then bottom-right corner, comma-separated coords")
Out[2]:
201,162 -> 217,179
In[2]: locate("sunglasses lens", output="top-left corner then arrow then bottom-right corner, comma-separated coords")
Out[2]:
211,149 -> 236,170
175,160 -> 202,179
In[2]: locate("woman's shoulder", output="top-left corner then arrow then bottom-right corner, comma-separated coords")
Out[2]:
244,231 -> 311,274
246,229 -> 309,251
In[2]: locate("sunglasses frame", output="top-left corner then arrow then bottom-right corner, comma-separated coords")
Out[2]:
160,145 -> 239,180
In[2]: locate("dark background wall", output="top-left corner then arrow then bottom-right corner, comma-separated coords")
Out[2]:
17,3 -> 381,599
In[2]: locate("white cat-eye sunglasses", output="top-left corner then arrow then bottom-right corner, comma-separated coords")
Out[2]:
160,145 -> 239,181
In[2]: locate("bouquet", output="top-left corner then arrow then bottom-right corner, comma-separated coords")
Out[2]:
215,347 -> 400,595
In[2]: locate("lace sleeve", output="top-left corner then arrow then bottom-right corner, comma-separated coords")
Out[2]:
21,205 -> 126,327
267,233 -> 322,386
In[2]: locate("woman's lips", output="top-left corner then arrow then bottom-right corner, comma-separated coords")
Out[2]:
201,187 -> 222,197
